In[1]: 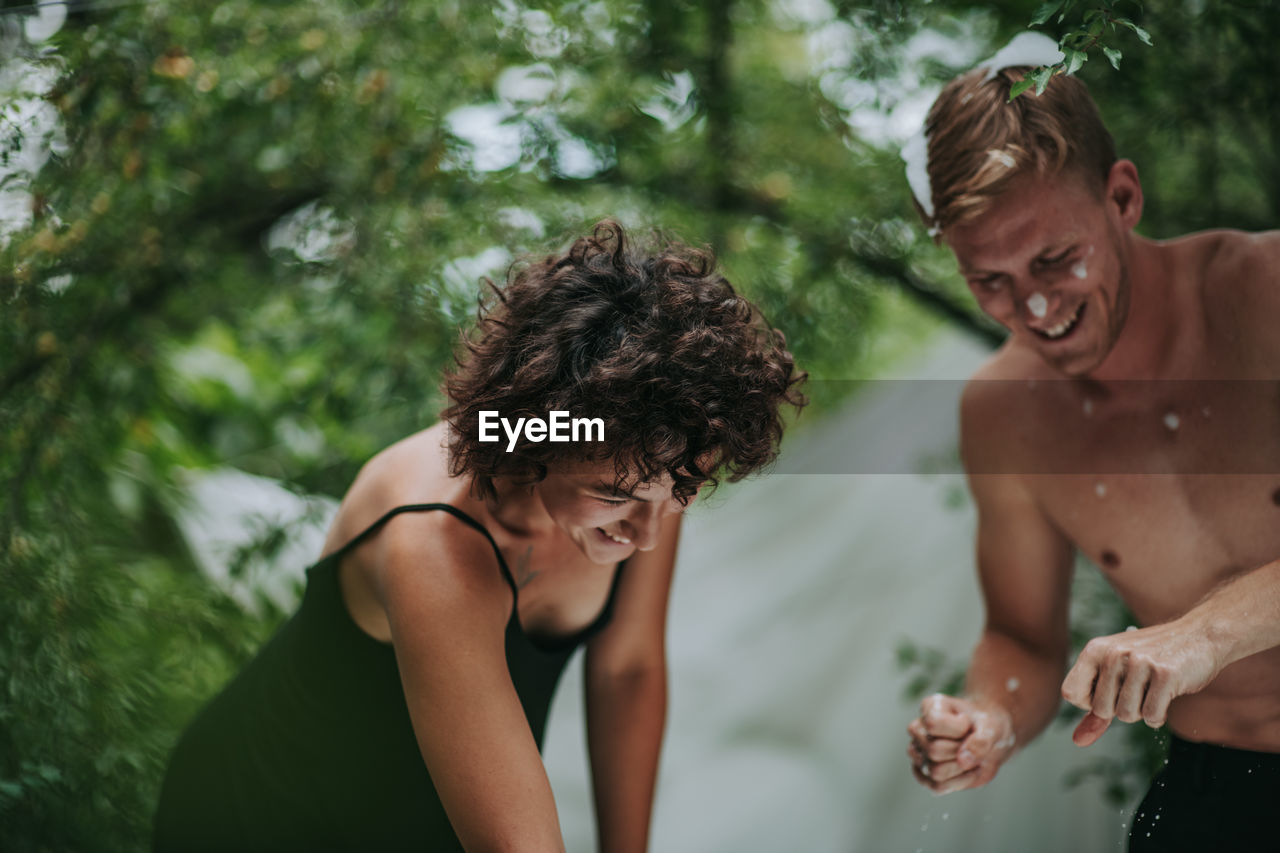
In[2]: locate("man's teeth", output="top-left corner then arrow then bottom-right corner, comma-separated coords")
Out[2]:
604,530 -> 631,544
1041,303 -> 1082,339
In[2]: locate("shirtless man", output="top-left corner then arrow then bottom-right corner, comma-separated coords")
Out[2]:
902,60 -> 1280,851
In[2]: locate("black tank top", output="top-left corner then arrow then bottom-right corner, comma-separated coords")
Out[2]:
154,503 -> 625,852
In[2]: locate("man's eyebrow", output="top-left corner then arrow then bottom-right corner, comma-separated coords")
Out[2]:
960,241 -> 1078,276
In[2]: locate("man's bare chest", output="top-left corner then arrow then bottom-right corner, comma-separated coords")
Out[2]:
1016,379 -> 1280,622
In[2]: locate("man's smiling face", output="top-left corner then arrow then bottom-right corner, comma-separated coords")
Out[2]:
945,165 -> 1139,377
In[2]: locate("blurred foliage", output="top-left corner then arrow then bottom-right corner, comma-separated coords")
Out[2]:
0,0 -> 1276,849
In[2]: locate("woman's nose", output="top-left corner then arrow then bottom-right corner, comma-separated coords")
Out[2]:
625,503 -> 667,551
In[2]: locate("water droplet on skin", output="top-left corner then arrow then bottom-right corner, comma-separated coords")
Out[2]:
1126,625 -> 1138,632
1163,412 -> 1180,431
1027,291 -> 1049,318
1083,399 -> 1094,416
1095,482 -> 1108,498
1201,406 -> 1211,418
1006,677 -> 1020,692
1072,260 -> 1088,279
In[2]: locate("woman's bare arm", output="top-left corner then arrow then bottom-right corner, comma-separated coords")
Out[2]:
583,515 -> 681,853
374,511 -> 566,853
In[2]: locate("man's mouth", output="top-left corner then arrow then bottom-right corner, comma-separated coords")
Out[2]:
1033,302 -> 1084,340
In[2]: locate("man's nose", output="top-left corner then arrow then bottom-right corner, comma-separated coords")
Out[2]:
1014,279 -> 1064,323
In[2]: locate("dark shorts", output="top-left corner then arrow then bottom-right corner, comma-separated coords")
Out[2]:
1129,735 -> 1280,853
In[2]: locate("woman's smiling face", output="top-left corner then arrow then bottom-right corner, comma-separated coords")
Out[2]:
534,460 -> 692,564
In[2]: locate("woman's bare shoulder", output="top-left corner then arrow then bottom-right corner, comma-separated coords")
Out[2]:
322,423 -> 464,556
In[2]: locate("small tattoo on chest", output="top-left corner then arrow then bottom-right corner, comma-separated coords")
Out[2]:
513,546 -> 539,589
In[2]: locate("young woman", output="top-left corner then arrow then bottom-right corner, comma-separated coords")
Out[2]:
153,221 -> 804,852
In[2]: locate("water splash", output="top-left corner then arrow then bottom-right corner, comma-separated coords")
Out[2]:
987,149 -> 1016,169
1072,245 -> 1095,279
1027,292 -> 1048,318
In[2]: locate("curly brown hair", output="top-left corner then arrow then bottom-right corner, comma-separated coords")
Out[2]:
442,220 -> 806,503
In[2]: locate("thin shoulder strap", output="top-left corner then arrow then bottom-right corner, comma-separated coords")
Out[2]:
329,503 -> 517,593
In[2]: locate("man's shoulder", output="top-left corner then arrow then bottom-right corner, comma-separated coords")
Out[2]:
1198,227 -> 1280,274
1177,228 -> 1280,297
958,345 -> 1050,472
961,344 -> 1051,410
1183,230 -> 1280,368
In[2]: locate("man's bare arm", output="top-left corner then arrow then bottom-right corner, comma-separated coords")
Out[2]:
1063,557 -> 1280,745
908,382 -> 1075,794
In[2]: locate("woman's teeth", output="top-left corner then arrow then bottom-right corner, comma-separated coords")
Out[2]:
603,529 -> 631,545
1040,302 -> 1082,339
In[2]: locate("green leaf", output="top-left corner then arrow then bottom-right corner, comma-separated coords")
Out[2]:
1030,65 -> 1054,96
1064,48 -> 1087,76
1008,78 -> 1035,101
1030,0 -> 1065,26
1116,18 -> 1154,46
1103,46 -> 1123,69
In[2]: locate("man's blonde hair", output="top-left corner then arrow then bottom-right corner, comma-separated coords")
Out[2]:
921,68 -> 1116,231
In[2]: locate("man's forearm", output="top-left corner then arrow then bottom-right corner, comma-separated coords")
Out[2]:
1192,559 -> 1280,667
585,665 -> 667,853
964,627 -> 1066,748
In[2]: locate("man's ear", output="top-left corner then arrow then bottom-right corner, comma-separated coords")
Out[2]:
1105,159 -> 1143,230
